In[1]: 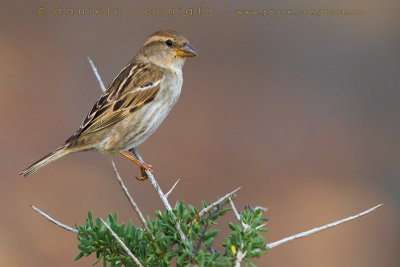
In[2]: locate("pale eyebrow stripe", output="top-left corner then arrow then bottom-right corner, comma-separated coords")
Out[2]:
144,36 -> 170,46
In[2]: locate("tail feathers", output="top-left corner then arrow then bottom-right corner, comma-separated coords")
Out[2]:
19,145 -> 71,177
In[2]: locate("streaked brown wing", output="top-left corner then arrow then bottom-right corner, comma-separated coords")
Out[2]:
66,61 -> 162,143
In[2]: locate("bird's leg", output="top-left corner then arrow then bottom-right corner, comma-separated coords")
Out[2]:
120,150 -> 153,181
130,148 -> 152,181
120,151 -> 152,170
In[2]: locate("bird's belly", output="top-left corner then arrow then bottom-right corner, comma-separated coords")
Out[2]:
102,97 -> 176,153
125,101 -> 171,148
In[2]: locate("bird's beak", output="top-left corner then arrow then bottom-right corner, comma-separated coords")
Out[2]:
176,43 -> 197,57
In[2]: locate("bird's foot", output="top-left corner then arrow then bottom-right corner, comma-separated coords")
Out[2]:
120,151 -> 154,179
135,167 -> 149,181
139,162 -> 153,173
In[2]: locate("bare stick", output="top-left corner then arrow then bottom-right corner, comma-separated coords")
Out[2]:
254,206 -> 267,212
256,223 -> 267,230
234,250 -> 247,267
131,147 -> 189,244
146,173 -> 190,243
87,56 -> 106,92
131,148 -> 174,213
229,197 -> 249,231
100,218 -> 144,267
111,160 -> 149,231
199,187 -> 241,217
229,198 -> 248,267
31,205 -> 78,234
229,197 -> 241,222
165,179 -> 180,198
267,203 -> 383,249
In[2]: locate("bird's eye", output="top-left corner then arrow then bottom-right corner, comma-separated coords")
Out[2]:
166,40 -> 173,47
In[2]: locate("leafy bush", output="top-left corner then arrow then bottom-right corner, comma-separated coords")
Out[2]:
75,198 -> 268,267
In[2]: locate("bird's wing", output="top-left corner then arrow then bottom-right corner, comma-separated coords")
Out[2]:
66,61 -> 163,143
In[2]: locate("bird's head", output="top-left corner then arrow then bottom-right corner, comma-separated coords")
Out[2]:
138,30 -> 197,71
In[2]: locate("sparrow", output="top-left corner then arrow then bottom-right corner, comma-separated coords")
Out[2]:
20,30 -> 197,178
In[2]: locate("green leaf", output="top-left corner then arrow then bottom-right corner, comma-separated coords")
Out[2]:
204,230 -> 220,240
197,250 -> 205,266
74,252 -> 84,261
176,252 -> 186,266
92,255 -> 102,265
228,222 -> 237,231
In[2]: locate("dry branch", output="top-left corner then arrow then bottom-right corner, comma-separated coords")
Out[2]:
31,205 -> 78,234
111,160 -> 148,230
267,204 -> 383,249
100,218 -> 144,267
131,147 -> 189,244
87,56 -> 106,92
198,187 -> 241,217
165,179 -> 180,198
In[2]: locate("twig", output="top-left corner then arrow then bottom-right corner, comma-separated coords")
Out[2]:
209,246 -> 217,254
100,218 -> 144,267
31,205 -> 78,234
165,179 -> 180,198
229,197 -> 241,222
111,160 -> 149,231
234,250 -> 247,267
256,223 -> 267,230
131,147 -> 189,244
229,198 -> 249,267
199,187 -> 241,217
193,201 -> 228,256
131,149 -> 171,213
254,206 -> 267,212
87,56 -> 106,92
267,203 -> 383,249
229,198 -> 249,231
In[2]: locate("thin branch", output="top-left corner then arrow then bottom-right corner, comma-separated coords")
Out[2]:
165,179 -> 180,198
199,187 -> 241,217
148,173 -> 189,243
234,250 -> 247,267
31,205 -> 78,234
131,147 -> 189,244
229,196 -> 250,231
229,197 -> 241,222
256,223 -> 267,230
87,56 -> 106,92
111,160 -> 149,231
267,203 -> 383,249
229,197 -> 249,267
193,201 -> 229,256
254,206 -> 267,212
100,218 -> 144,267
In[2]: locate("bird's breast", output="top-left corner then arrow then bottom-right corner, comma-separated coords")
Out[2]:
108,72 -> 183,152
158,70 -> 183,104
139,72 -> 183,131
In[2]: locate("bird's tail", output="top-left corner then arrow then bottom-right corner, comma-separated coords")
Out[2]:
19,144 -> 72,177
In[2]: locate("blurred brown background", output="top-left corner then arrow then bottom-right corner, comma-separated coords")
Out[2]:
1,0 -> 399,266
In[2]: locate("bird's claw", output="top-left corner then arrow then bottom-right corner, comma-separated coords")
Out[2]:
136,167 -> 149,181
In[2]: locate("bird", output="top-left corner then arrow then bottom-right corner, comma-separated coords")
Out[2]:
20,30 -> 197,179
